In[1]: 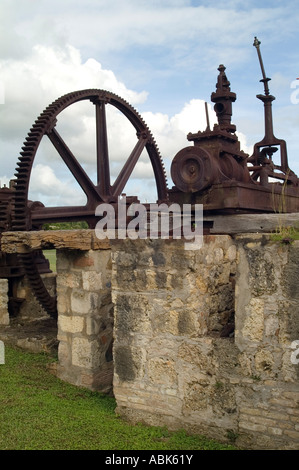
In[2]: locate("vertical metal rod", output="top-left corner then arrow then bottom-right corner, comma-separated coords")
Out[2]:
253,36 -> 270,96
205,102 -> 210,131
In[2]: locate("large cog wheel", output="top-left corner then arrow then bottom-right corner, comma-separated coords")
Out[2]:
13,89 -> 169,317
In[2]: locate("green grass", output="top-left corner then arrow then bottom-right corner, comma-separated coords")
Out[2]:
271,225 -> 299,244
0,346 -> 236,450
43,249 -> 57,272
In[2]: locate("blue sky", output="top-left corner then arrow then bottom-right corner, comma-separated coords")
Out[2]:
0,0 -> 298,205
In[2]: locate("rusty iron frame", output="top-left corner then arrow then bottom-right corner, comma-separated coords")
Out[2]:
170,38 -> 299,212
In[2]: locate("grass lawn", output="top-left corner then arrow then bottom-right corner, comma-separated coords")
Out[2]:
0,346 -> 236,451
43,249 -> 56,272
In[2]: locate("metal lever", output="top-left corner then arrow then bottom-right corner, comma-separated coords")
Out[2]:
253,36 -> 271,96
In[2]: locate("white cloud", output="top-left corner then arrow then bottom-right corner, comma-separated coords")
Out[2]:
1,43 -> 147,113
0,175 -> 11,188
142,100 -> 217,163
29,163 -> 86,207
0,43 -> 148,184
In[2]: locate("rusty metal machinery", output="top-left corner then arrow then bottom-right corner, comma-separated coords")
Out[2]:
170,38 -> 299,212
1,38 -> 299,319
0,181 -> 52,315
1,90 -> 168,317
12,89 -> 168,232
0,183 -> 23,284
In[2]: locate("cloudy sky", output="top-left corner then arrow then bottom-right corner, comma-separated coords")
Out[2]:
0,0 -> 298,206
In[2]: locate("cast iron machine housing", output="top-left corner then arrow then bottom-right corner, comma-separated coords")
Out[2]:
170,38 -> 299,213
1,38 -> 299,319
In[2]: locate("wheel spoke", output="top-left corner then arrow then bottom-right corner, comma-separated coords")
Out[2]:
111,134 -> 148,197
95,100 -> 111,196
31,204 -> 96,224
47,128 -> 100,202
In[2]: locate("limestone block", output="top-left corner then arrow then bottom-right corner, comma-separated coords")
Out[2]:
57,292 -> 70,315
57,272 -> 81,289
244,246 -> 277,297
82,271 -> 103,291
58,315 -> 84,334
238,352 -> 252,376
93,249 -> 112,273
182,381 -> 210,412
243,298 -> 264,342
151,297 -> 202,337
70,290 -> 94,315
225,244 -> 237,262
58,341 -> 71,367
195,275 -> 208,294
151,302 -> 180,336
86,315 -> 113,337
72,337 -> 100,369
264,315 -> 280,338
147,357 -> 177,386
178,341 -> 213,369
86,317 -> 101,336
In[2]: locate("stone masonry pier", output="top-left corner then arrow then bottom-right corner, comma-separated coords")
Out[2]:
2,230 -> 113,394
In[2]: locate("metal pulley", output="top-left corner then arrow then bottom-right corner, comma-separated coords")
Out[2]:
170,146 -> 218,193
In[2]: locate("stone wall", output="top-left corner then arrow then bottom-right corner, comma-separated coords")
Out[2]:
111,236 -> 299,450
56,248 -> 114,394
235,235 -> 299,448
1,229 -> 298,449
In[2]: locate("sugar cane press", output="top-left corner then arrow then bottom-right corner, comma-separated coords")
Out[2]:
1,37 -> 299,319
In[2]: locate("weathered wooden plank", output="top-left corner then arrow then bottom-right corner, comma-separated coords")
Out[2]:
205,213 -> 299,234
1,230 -> 111,253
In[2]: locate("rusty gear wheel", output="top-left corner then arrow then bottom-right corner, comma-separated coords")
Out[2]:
13,89 -> 169,317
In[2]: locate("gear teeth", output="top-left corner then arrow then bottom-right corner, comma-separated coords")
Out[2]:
12,88 -> 169,316
18,252 -> 57,318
